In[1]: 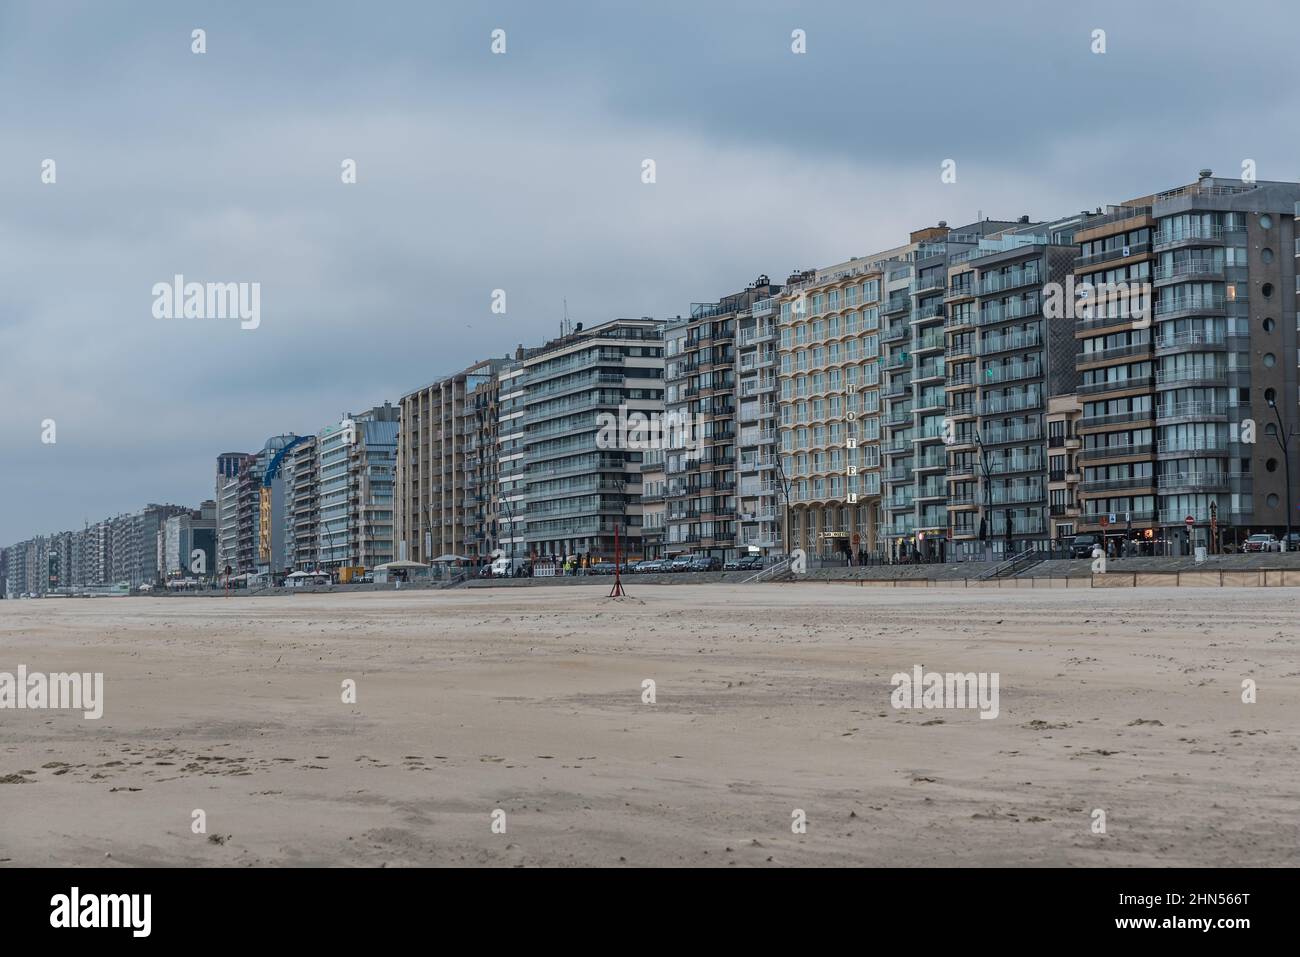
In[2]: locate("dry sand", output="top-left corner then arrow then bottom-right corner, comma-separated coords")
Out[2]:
1,583 -> 1296,867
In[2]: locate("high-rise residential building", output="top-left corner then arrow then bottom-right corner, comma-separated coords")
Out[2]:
883,220 -> 1027,563
315,405 -> 399,573
496,356 -> 529,565
350,404 -> 400,568
459,370 -> 502,561
521,318 -> 664,560
943,216 -> 1082,561
637,446 -> 666,559
664,279 -> 778,562
396,358 -> 507,564
1070,172 -> 1300,553
1071,198 -> 1160,553
734,288 -> 781,556
215,452 -> 249,575
777,258 -> 891,560
284,435 -> 319,571
162,502 -> 216,579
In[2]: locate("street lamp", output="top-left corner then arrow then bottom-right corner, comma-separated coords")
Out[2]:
971,428 -> 994,563
1267,396 -> 1293,551
773,448 -> 794,560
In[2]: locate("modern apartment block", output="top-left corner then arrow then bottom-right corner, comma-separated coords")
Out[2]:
459,368 -> 502,561
284,435 -> 319,570
1074,171 -> 1300,553
734,288 -> 782,555
315,404 -> 400,573
943,216 -> 1082,561
395,358 -> 507,564
495,358 -> 528,564
520,318 -> 664,560
638,446 -> 666,558
777,259 -> 889,560
312,405 -> 399,573
663,280 -> 777,561
161,502 -> 216,579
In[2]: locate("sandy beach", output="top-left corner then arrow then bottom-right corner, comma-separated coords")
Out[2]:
1,584 -> 1296,867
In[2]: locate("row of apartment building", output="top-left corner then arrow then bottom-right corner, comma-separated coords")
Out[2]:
390,170 -> 1300,565
211,403 -> 400,580
1,503 -> 204,597
7,169 -> 1299,586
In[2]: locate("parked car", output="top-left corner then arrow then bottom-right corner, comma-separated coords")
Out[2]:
1069,533 -> 1101,559
669,556 -> 694,572
1243,533 -> 1280,553
689,556 -> 721,571
640,559 -> 670,573
590,562 -> 616,575
738,555 -> 765,570
1281,532 -> 1300,551
723,557 -> 744,570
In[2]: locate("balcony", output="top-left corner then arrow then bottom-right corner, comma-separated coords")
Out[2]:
1158,471 -> 1232,491
1155,400 -> 1230,422
1154,330 -> 1228,352
1079,410 -> 1153,429
1079,475 -> 1154,493
914,360 -> 944,382
1157,440 -> 1230,455
1079,442 -> 1153,461
979,391 -> 1042,415
990,517 -> 1046,535
980,331 -> 1042,356
1080,510 -> 1156,525
982,424 -> 1042,445
982,359 -> 1042,385
1153,224 -> 1229,248
987,455 -> 1044,475
1074,240 -> 1151,270
1153,257 -> 1226,284
979,265 -> 1041,295
914,331 -> 945,353
1154,294 -> 1228,318
979,295 -> 1041,325
990,484 -> 1045,505
1078,375 -> 1153,396
1077,340 -> 1150,364
1155,367 -> 1227,387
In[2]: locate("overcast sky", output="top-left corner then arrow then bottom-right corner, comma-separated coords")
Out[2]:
3,0 -> 1299,542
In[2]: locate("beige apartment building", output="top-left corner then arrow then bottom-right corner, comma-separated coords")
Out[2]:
775,256 -> 894,560
395,357 -> 507,564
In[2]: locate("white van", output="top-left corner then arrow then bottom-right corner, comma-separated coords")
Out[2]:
491,556 -> 526,578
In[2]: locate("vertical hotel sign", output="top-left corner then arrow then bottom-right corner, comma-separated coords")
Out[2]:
259,486 -> 272,563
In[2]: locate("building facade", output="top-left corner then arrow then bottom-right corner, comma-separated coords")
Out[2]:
521,318 -> 664,561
